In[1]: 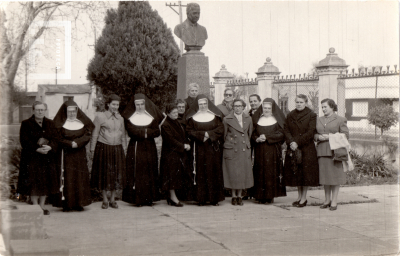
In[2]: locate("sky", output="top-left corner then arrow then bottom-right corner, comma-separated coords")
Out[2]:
16,0 -> 399,91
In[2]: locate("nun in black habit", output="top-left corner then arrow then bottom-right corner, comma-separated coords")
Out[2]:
52,100 -> 94,211
121,94 -> 164,206
251,98 -> 287,204
186,94 -> 225,206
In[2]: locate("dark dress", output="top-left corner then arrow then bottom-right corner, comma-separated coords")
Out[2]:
160,116 -> 189,191
283,108 -> 319,186
252,122 -> 286,201
186,116 -> 225,204
18,116 -> 59,196
52,127 -> 92,208
122,119 -> 160,205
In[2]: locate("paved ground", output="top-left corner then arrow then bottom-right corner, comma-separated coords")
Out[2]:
6,184 -> 400,256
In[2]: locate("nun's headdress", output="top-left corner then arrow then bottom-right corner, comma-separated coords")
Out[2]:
53,99 -> 95,131
185,94 -> 223,120
121,94 -> 164,125
251,98 -> 285,128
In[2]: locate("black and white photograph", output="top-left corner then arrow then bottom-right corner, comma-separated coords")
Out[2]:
0,1 -> 398,255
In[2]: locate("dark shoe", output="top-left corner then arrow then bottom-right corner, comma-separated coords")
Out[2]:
297,200 -> 307,208
101,202 -> 109,209
198,202 -> 206,206
73,206 -> 84,211
292,200 -> 300,206
329,205 -> 338,211
211,202 -> 219,206
237,197 -> 243,206
63,207 -> 72,212
167,198 -> 183,207
43,209 -> 50,215
266,198 -> 274,204
242,196 -> 249,200
110,201 -> 118,209
231,197 -> 237,206
320,203 -> 331,209
258,200 -> 267,204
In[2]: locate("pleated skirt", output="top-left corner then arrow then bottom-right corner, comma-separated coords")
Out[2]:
90,142 -> 126,191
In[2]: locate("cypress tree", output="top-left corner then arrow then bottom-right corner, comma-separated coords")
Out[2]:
87,1 -> 180,110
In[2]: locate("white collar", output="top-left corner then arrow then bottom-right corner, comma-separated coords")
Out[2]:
63,119 -> 84,130
192,111 -> 215,122
129,111 -> 154,126
257,115 -> 277,126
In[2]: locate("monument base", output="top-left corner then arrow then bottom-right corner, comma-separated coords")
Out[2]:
177,52 -> 210,100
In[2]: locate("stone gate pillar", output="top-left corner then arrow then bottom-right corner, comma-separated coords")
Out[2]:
256,58 -> 281,102
316,48 -> 348,117
212,65 -> 234,105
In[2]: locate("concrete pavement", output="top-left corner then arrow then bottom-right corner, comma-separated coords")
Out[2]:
9,184 -> 400,255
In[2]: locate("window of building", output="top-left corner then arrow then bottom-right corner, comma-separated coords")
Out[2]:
352,101 -> 368,117
63,96 -> 74,102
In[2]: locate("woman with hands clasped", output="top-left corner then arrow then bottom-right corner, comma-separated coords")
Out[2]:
251,98 -> 286,204
283,95 -> 319,208
52,99 -> 94,212
160,103 -> 192,207
90,94 -> 127,209
18,101 -> 59,215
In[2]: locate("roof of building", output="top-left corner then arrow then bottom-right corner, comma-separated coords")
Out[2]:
38,84 -> 91,94
256,57 -> 280,74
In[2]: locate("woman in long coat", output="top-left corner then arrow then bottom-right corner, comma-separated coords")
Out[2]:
160,103 -> 191,207
121,94 -> 164,207
222,99 -> 253,206
315,98 -> 349,211
186,94 -> 225,206
18,101 -> 59,215
52,99 -> 94,211
283,94 -> 319,207
251,98 -> 286,204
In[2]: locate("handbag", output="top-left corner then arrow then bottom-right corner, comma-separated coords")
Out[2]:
333,147 -> 348,161
295,148 -> 302,164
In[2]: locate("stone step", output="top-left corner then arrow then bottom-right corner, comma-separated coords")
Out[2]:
10,239 -> 69,256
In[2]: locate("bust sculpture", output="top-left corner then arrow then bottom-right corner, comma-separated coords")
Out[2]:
174,3 -> 208,52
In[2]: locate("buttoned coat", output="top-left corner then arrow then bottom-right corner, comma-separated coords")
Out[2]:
283,108 -> 319,186
315,114 -> 349,157
222,112 -> 254,189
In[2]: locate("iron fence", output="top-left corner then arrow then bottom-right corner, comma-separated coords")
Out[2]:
338,66 -> 399,140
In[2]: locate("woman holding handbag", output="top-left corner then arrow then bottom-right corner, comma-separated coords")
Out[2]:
283,94 -> 319,208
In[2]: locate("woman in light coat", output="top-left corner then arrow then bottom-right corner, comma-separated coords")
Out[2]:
222,99 -> 254,206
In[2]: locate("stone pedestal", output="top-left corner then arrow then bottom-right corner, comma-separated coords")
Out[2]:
1,205 -> 47,248
316,48 -> 348,117
256,58 -> 281,102
177,51 -> 210,100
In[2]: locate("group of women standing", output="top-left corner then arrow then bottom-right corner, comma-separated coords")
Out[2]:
17,90 -> 349,214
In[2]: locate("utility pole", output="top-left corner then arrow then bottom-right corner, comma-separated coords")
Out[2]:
166,1 -> 186,55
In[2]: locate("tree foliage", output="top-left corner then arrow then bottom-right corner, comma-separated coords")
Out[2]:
0,2 -> 110,124
367,104 -> 399,136
87,1 -> 180,111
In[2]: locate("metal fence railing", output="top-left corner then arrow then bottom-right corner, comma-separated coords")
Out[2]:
338,67 -> 399,140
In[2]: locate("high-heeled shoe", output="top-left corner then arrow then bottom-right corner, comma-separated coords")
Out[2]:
292,200 -> 300,206
296,200 -> 307,208
329,205 -> 338,211
320,203 -> 331,209
167,198 -> 183,207
237,197 -> 243,206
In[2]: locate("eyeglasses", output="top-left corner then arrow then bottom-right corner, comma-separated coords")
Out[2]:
224,94 -> 233,97
233,105 -> 243,108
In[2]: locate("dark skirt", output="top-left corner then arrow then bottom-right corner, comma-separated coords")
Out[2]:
318,157 -> 346,185
90,142 -> 126,191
